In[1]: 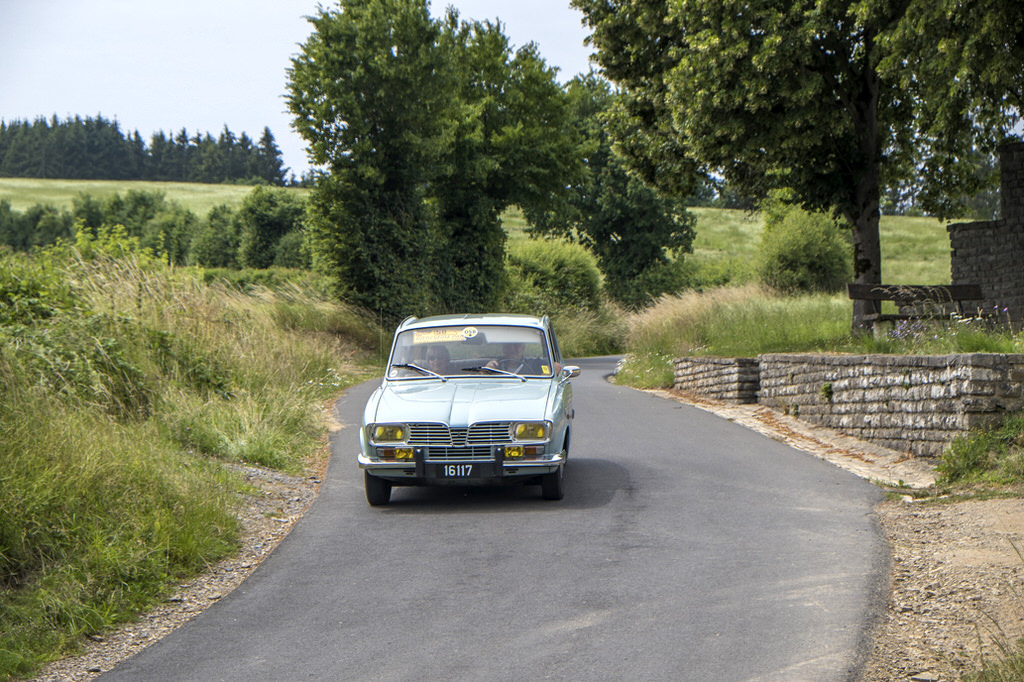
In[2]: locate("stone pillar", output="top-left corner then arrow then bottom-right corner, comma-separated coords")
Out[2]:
948,140 -> 1024,328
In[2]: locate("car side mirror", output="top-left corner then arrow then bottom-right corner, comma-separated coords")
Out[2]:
560,365 -> 581,381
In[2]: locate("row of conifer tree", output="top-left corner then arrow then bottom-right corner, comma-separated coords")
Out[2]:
0,115 -> 290,185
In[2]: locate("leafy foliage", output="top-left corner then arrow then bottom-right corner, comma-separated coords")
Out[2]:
288,0 -> 451,321
573,0 -> 1021,327
2,186 -> 309,271
757,201 -> 852,294
287,0 -> 578,324
430,20 -> 580,313
189,204 -> 240,268
236,186 -> 307,269
503,239 -> 603,315
4,313 -> 156,420
0,252 -> 79,324
0,200 -> 74,250
528,75 -> 696,308
881,0 -> 1022,217
569,1 -> 700,199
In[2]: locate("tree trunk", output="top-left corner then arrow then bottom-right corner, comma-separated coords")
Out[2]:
849,53 -> 884,333
850,166 -> 883,333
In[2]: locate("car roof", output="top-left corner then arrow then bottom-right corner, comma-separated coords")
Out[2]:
396,313 -> 548,332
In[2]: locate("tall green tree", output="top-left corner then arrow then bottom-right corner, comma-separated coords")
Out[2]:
23,205 -> 73,249
286,0 -> 577,322
256,127 -> 286,182
573,1 -> 700,199
145,205 -> 198,266
287,0 -> 449,321
573,0 -> 1021,329
881,0 -> 1022,217
431,16 -> 579,313
189,204 -> 239,268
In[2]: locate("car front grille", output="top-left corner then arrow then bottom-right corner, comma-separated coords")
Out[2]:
407,422 -> 511,446
407,422 -> 512,462
424,446 -> 494,461
407,423 -> 452,445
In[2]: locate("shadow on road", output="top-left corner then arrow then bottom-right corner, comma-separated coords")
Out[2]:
372,457 -> 630,514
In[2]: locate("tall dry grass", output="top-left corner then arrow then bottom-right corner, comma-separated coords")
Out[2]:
0,249 -> 378,679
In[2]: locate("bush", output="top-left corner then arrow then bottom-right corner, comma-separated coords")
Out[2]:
73,221 -> 155,263
273,230 -> 310,269
757,203 -> 852,293
612,259 -> 691,309
0,252 -> 79,324
504,240 -> 604,316
236,186 -> 307,270
189,204 -> 239,268
3,313 -> 155,420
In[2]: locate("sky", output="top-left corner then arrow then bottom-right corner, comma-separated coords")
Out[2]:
0,0 -> 594,179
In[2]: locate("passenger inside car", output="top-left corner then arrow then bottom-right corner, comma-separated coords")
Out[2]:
487,342 -> 543,374
425,345 -> 452,375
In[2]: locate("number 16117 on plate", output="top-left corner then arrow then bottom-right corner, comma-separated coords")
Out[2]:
443,464 -> 473,477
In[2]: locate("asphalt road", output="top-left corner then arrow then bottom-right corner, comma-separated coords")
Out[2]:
101,356 -> 887,681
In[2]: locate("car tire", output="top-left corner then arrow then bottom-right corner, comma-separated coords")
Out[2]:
541,464 -> 564,501
364,471 -> 392,506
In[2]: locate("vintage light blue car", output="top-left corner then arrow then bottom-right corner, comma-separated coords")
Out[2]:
358,314 -> 580,506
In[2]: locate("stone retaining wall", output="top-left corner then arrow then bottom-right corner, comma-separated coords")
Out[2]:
674,353 -> 1024,456
672,357 -> 760,404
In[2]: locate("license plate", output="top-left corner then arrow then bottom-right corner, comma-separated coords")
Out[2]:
427,463 -> 491,479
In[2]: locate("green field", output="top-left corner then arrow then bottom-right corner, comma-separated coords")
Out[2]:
0,178 -> 303,215
687,206 -> 954,285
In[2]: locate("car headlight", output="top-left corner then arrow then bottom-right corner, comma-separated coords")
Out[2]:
512,421 -> 550,442
369,423 -> 408,444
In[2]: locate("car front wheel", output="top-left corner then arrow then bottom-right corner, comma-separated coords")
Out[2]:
364,471 -> 392,506
541,464 -> 564,501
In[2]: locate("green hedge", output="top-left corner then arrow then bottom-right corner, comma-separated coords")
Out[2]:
503,240 -> 603,315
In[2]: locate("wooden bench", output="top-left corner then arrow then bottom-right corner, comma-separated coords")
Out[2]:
847,283 -> 986,325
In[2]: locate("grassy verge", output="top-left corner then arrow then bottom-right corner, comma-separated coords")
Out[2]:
615,285 -> 853,387
0,248 -> 377,680
936,413 -> 1024,489
614,284 -> 1023,389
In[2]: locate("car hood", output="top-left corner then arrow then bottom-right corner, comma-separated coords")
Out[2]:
369,378 -> 553,426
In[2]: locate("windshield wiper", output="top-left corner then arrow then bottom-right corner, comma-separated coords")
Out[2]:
461,366 -> 526,382
391,363 -> 447,381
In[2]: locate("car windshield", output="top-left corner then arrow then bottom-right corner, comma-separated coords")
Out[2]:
388,324 -> 553,379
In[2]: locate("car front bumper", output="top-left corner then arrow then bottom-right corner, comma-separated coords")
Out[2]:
358,450 -> 563,484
